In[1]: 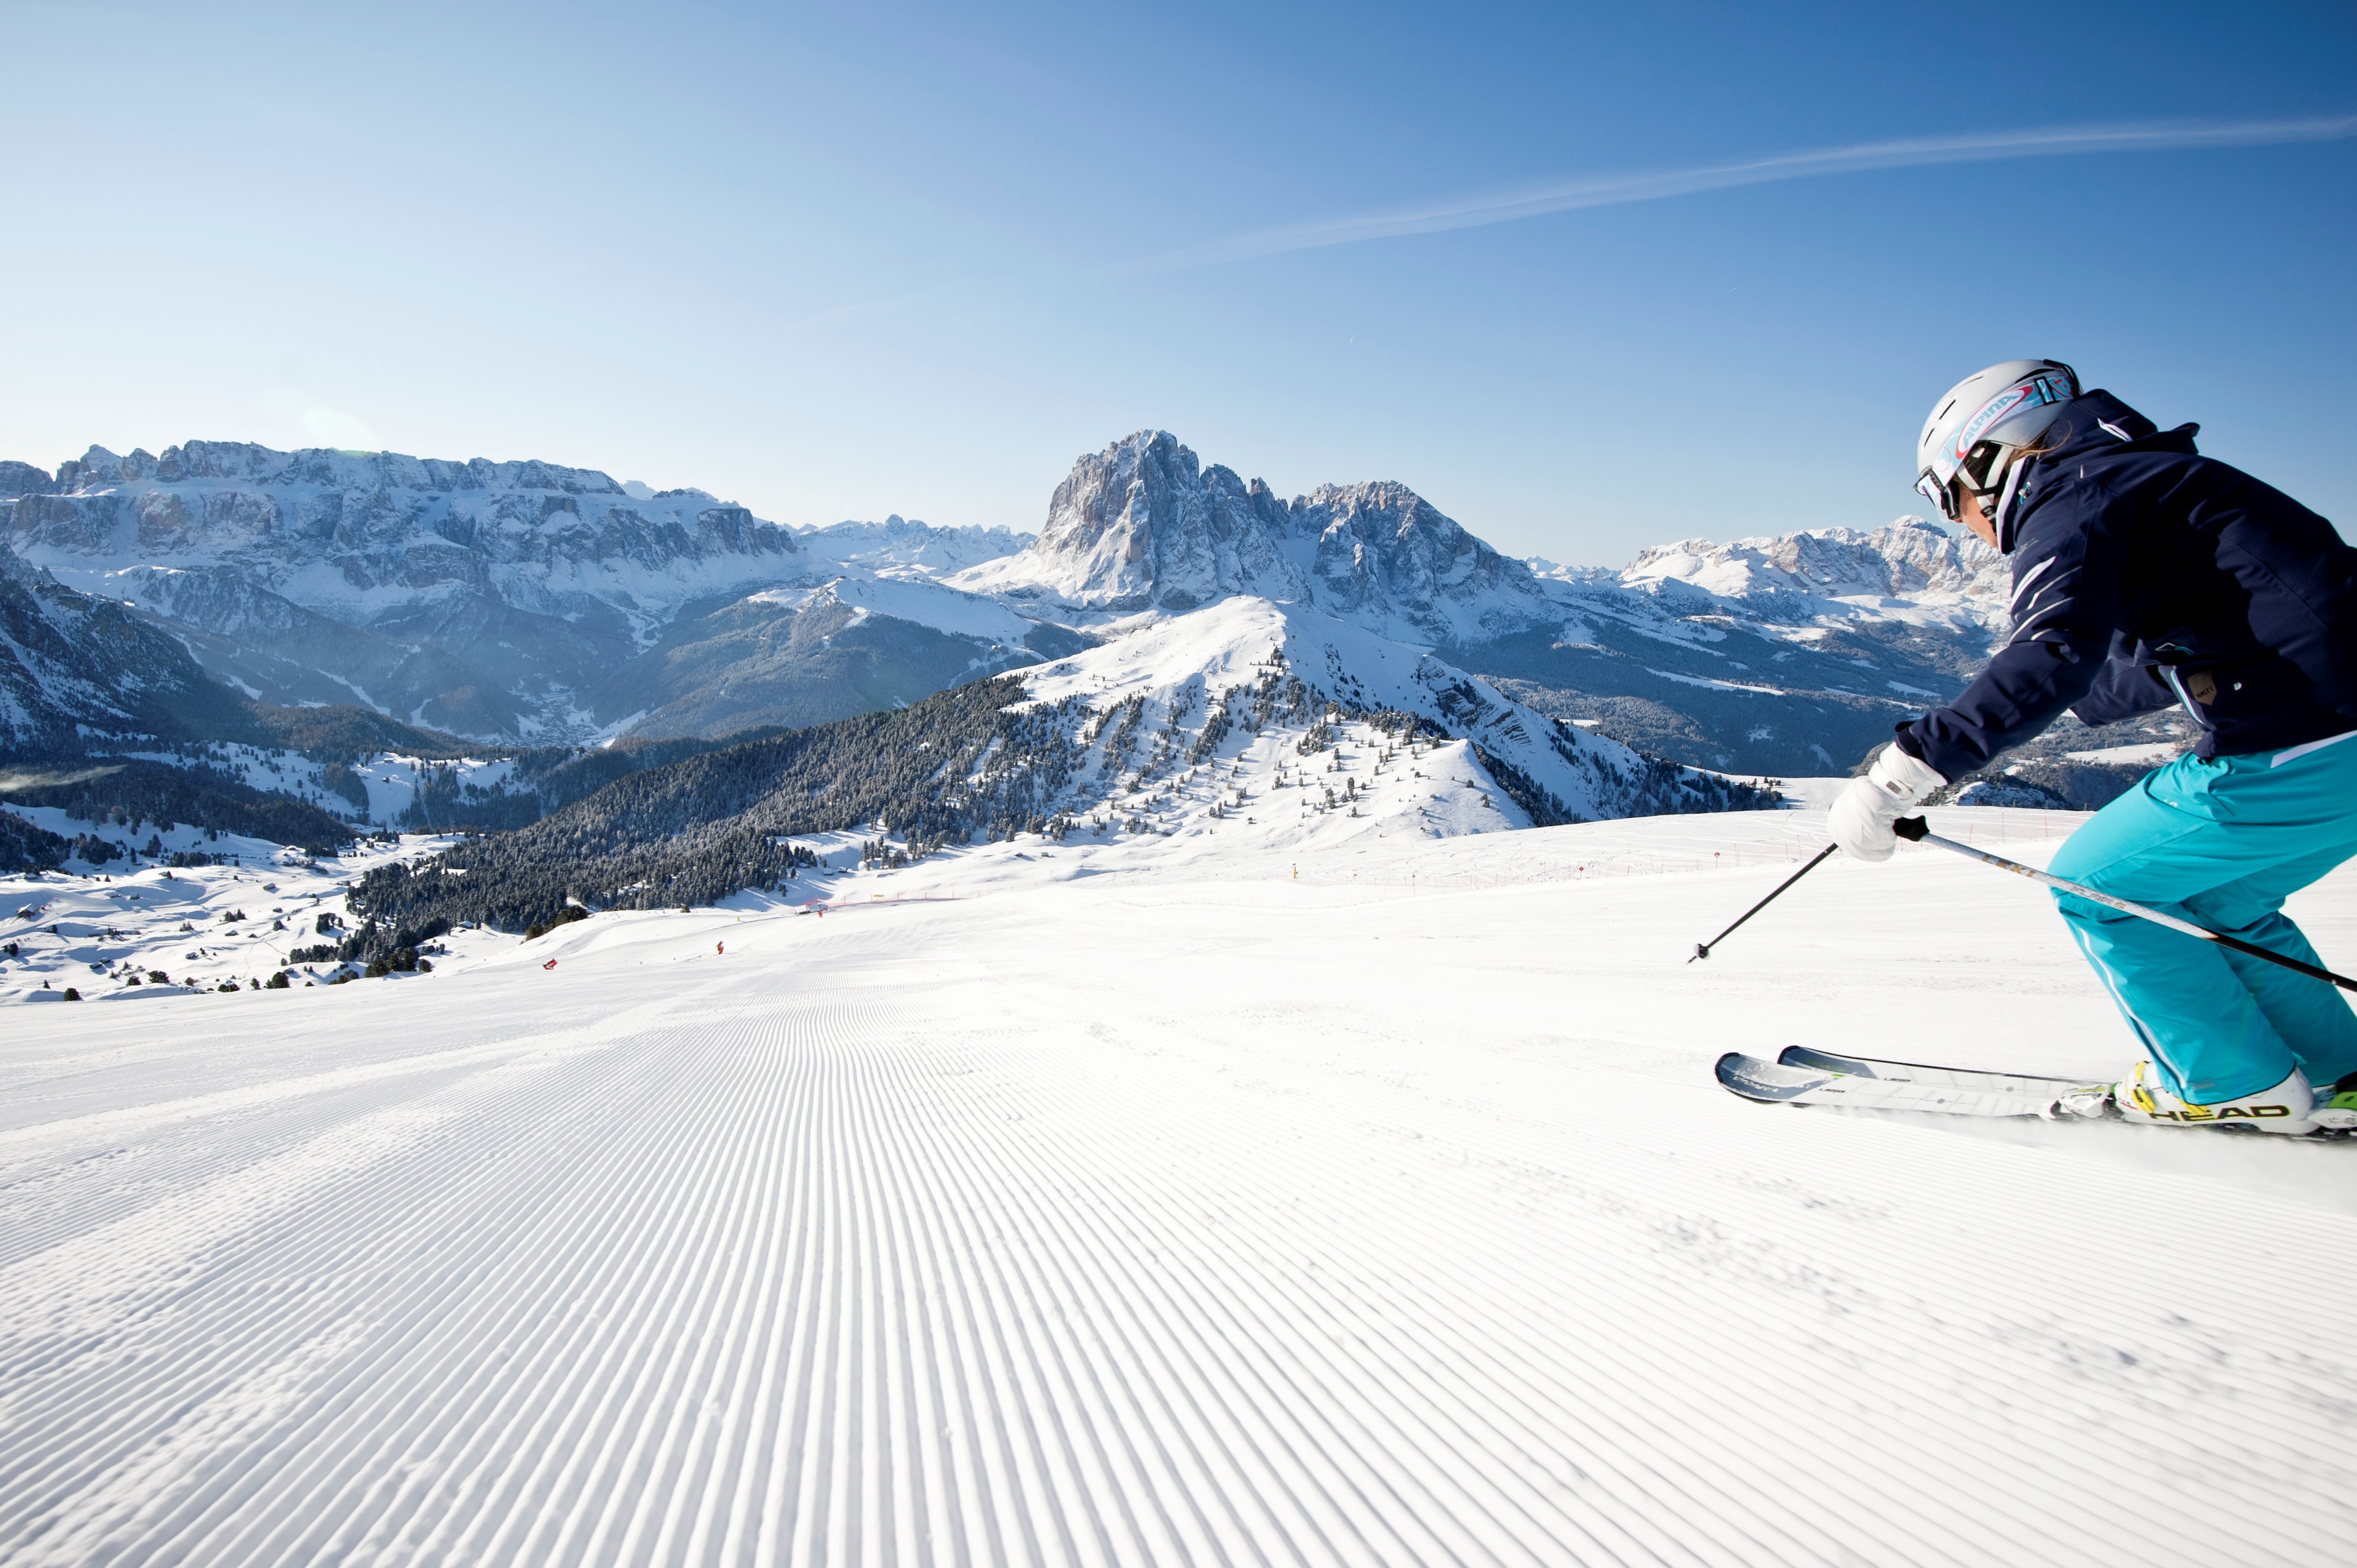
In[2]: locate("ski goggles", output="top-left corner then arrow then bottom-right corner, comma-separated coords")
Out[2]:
1914,442 -> 2013,521
1914,465 -> 1963,521
1916,370 -> 2075,521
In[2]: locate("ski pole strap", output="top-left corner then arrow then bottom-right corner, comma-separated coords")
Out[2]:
1689,842 -> 1838,962
1891,817 -> 2357,994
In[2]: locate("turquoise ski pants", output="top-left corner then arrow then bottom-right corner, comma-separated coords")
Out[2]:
2046,731 -> 2357,1103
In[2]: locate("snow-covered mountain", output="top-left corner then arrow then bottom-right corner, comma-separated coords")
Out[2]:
11,441 -> 801,630
953,430 -> 1558,644
794,515 -> 1034,576
330,591 -> 1770,943
4,429 -> 2012,781
3,442 -> 810,738
0,540 -> 252,749
1461,518 -> 2007,775
0,442 -> 1056,744
952,432 -> 2006,777
1583,519 -> 2006,636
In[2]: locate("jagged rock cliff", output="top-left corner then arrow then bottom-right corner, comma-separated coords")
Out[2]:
953,431 -> 1560,644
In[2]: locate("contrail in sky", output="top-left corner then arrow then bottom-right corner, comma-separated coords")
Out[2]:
1154,114 -> 2357,268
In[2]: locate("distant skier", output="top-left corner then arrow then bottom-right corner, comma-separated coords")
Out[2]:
1832,360 -> 2357,1134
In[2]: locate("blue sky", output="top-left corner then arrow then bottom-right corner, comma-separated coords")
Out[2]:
5,1 -> 2353,563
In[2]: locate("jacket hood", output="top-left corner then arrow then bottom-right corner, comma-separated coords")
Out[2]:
2002,391 -> 2200,551
2038,390 -> 2198,463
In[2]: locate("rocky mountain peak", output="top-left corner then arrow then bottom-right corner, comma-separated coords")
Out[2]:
52,440 -> 684,501
981,429 -> 1299,614
0,460 -> 56,501
956,431 -> 1556,644
1291,480 -> 1554,644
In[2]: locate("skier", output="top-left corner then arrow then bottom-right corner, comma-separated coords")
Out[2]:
1832,360 -> 2357,1134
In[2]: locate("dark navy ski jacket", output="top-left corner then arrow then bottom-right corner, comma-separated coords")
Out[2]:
1898,389 -> 2357,780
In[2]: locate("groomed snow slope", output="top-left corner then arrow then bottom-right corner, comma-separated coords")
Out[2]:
4,809 -> 2356,1565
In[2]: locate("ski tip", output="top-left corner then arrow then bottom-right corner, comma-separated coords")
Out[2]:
1714,1051 -> 1830,1104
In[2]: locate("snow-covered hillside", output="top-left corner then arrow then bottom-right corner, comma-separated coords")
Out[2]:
162,743 -> 522,827
6,802 -> 2353,1564
0,820 -> 451,1001
1010,595 -> 1755,836
753,574 -> 1042,645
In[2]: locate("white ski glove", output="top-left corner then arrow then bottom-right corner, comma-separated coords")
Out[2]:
1828,743 -> 1947,863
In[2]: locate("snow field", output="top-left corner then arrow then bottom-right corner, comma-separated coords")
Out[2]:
3,808 -> 2356,1564
111,746 -> 521,827
0,825 -> 459,1003
746,575 -> 1039,644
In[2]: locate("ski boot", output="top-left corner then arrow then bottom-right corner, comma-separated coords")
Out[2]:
2055,1060 -> 2329,1136
2319,1072 -> 2357,1135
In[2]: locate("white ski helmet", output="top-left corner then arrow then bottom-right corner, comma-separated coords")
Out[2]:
1914,360 -> 2077,527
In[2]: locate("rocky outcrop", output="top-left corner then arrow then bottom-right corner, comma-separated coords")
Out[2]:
1292,480 -> 1553,644
0,461 -> 56,501
957,431 -> 1302,613
953,430 -> 1559,644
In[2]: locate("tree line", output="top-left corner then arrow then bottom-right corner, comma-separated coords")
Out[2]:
351,677 -> 1087,936
348,649 -> 1778,943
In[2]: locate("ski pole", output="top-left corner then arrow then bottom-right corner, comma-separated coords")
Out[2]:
1893,817 -> 2357,994
1688,843 -> 1838,962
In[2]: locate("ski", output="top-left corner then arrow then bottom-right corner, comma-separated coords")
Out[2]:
1714,1050 -> 2090,1120
1723,1048 -> 2357,1138
1775,1046 -> 2096,1098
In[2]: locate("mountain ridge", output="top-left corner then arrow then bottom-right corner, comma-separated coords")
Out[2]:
4,430 -> 2013,781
